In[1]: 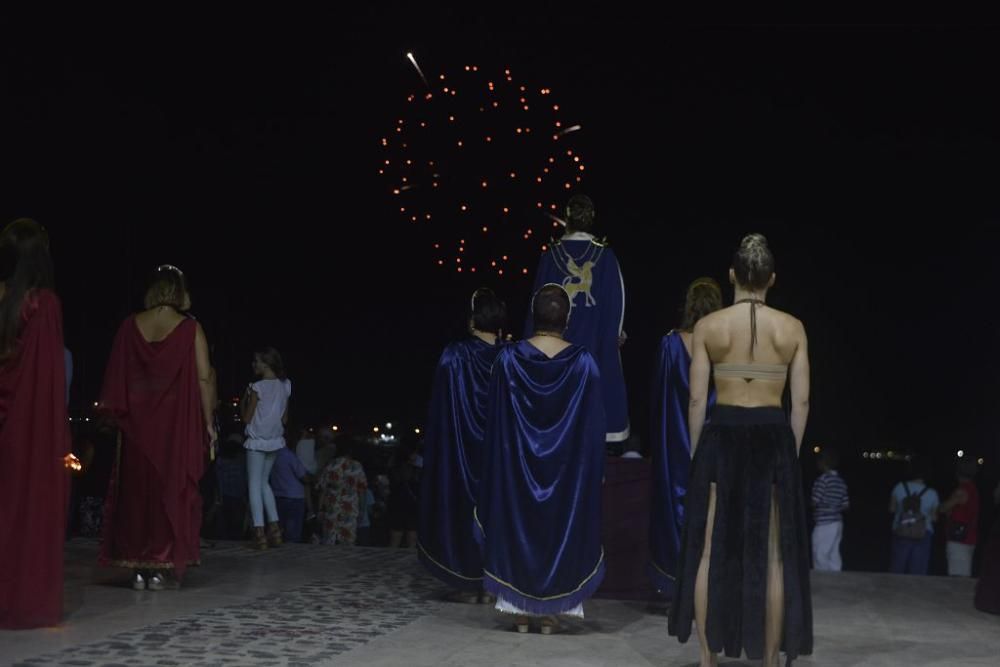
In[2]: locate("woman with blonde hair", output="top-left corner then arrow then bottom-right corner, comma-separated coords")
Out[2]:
100,265 -> 216,590
669,235 -> 812,666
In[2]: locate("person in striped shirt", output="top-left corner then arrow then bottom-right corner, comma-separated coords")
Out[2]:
811,448 -> 849,571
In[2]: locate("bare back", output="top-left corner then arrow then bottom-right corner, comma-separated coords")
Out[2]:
134,307 -> 187,343
702,303 -> 804,407
688,300 -> 810,451
133,306 -> 216,443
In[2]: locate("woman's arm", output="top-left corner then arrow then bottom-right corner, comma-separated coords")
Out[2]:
241,388 -> 258,425
687,321 -> 711,455
194,324 -> 217,443
788,321 -> 810,453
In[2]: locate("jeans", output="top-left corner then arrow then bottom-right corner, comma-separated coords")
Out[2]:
246,450 -> 278,527
890,533 -> 932,575
275,497 -> 305,543
812,520 -> 843,571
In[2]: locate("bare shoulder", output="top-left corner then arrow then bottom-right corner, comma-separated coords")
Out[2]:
693,309 -> 727,333
133,309 -> 156,335
769,308 -> 806,336
697,308 -> 732,342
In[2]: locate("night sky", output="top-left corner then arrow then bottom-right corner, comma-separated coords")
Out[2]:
3,16 -> 998,472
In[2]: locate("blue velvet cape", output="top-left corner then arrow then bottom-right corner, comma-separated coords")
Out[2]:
475,340 -> 607,614
649,331 -> 715,594
418,337 -> 501,590
526,234 -> 629,442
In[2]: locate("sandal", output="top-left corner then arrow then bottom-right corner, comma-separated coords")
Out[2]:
540,616 -> 560,635
266,522 -> 283,547
252,527 -> 268,550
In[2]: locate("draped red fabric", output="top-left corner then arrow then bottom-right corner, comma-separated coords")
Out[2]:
99,316 -> 205,577
0,289 -> 71,628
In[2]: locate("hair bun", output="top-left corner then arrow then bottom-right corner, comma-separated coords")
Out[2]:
741,233 -> 769,251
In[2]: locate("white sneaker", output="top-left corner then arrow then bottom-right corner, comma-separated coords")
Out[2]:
147,573 -> 165,591
131,572 -> 146,591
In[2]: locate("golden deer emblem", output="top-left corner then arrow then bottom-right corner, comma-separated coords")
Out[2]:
562,258 -> 596,307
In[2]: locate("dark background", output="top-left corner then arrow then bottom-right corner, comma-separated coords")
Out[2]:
3,14 -> 998,569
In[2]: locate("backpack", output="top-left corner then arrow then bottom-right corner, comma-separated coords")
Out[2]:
895,481 -> 929,540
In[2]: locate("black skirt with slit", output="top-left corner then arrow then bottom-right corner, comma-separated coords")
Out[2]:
667,406 -> 813,662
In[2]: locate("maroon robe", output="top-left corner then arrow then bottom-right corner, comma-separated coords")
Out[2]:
99,316 -> 205,576
0,289 -> 71,629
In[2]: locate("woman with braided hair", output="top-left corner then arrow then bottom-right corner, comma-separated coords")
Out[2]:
669,234 -> 813,666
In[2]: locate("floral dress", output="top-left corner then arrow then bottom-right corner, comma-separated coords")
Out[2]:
318,456 -> 367,545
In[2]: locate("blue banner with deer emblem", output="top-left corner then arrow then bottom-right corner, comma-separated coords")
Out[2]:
525,231 -> 629,442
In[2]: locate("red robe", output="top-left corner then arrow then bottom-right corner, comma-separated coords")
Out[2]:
99,316 -> 205,576
0,289 -> 71,629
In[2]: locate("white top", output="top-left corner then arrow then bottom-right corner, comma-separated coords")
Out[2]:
244,378 -> 291,452
296,438 -> 318,475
